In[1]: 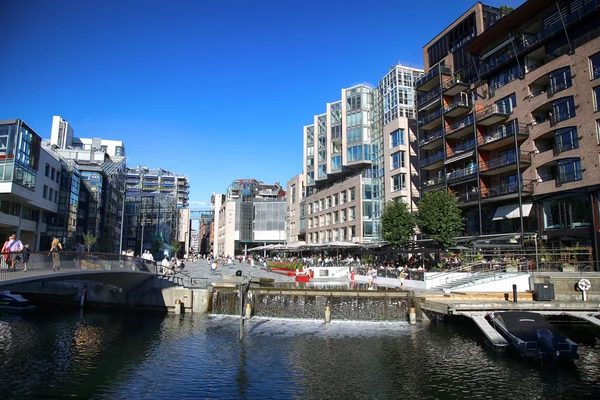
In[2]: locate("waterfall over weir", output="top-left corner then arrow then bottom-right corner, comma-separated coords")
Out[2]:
211,285 -> 412,321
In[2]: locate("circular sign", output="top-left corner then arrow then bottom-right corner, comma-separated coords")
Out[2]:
577,278 -> 591,291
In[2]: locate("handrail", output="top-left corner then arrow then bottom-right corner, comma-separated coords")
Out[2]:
420,152 -> 444,167
419,129 -> 443,147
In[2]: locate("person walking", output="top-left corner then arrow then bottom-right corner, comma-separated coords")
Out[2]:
74,242 -> 84,269
6,234 -> 23,272
211,259 -> 218,275
22,243 -> 31,271
50,237 -> 62,272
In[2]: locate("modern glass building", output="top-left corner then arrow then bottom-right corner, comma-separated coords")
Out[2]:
213,179 -> 286,257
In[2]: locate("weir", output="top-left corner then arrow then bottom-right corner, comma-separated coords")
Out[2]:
212,286 -> 413,321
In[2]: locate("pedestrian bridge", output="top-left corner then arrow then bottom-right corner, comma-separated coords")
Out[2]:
0,251 -> 164,291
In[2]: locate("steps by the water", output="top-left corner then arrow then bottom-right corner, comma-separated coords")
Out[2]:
436,272 -> 525,291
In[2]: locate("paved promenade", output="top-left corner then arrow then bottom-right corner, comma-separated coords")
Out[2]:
178,258 -> 298,285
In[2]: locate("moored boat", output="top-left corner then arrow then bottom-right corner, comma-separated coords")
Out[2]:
489,311 -> 579,361
0,291 -> 36,312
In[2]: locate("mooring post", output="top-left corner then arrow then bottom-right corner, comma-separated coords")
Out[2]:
409,307 -> 417,325
324,305 -> 331,323
512,284 -> 517,303
239,281 -> 244,341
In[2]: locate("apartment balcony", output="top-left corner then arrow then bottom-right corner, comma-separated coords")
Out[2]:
455,189 -> 479,205
416,64 -> 452,92
480,152 -> 531,175
547,78 -> 573,98
554,139 -> 579,156
476,104 -> 511,126
446,115 -> 474,138
477,0 -> 600,78
550,109 -> 577,127
421,175 -> 446,190
478,122 -> 529,150
442,76 -> 470,96
556,169 -> 583,186
419,152 -> 444,170
446,166 -> 477,184
444,98 -> 472,118
481,180 -> 534,201
446,140 -> 475,163
416,86 -> 441,111
419,129 -> 443,150
418,108 -> 442,130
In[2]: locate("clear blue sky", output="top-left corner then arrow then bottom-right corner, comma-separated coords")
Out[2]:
1,0 -> 523,205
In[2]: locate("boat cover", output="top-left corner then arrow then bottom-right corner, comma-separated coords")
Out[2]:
495,312 -> 558,342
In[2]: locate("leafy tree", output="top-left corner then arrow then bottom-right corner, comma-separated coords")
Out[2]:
83,231 -> 97,253
151,239 -> 163,256
417,190 -> 464,250
499,5 -> 514,16
381,199 -> 416,249
171,240 -> 182,257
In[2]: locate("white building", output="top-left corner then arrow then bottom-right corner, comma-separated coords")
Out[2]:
50,115 -> 126,157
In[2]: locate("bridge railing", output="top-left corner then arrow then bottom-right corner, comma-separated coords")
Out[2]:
0,251 -> 159,281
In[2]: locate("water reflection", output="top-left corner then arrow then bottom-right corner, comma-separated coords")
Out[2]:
0,312 -> 599,399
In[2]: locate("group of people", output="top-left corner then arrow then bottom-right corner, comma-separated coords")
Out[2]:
160,255 -> 186,276
1,234 -> 85,272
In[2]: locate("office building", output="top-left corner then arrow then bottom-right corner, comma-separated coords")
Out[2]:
213,179 -> 286,257
125,166 -> 190,208
286,173 -> 306,244
417,0 -> 600,262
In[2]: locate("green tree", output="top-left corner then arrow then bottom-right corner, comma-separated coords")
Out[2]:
417,190 -> 464,250
499,5 -> 514,16
381,199 -> 416,249
151,239 -> 163,256
83,231 -> 97,253
171,240 -> 182,257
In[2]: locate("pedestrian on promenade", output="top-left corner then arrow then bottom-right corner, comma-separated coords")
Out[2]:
6,234 -> 23,272
22,243 -> 31,272
1,237 -> 11,269
49,237 -> 62,272
74,242 -> 84,269
161,256 -> 170,276
211,260 -> 218,275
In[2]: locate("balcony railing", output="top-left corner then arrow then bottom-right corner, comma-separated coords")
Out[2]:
416,86 -> 441,107
554,140 -> 579,155
418,108 -> 442,128
446,115 -> 474,135
481,152 -> 531,172
550,109 -> 576,126
447,140 -> 475,157
547,79 -> 572,97
420,152 -> 444,168
419,129 -> 443,147
422,175 -> 445,188
450,31 -> 476,53
556,169 -> 583,186
478,0 -> 600,77
481,180 -> 534,199
444,98 -> 471,114
447,166 -> 476,182
476,103 -> 511,122
479,122 -> 529,147
416,65 -> 452,88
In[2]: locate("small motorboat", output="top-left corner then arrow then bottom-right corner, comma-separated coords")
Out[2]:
489,311 -> 579,361
0,291 -> 36,311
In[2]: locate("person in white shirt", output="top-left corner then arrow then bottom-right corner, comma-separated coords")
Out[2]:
161,257 -> 170,276
6,234 -> 23,272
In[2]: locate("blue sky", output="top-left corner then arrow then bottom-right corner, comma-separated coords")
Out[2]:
1,0 -> 523,205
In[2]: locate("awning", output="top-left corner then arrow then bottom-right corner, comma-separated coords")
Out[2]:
492,203 -> 533,221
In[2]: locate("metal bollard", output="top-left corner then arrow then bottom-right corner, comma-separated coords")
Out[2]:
512,284 -> 517,303
409,307 -> 416,325
245,303 -> 252,319
174,299 -> 182,314
324,306 -> 331,323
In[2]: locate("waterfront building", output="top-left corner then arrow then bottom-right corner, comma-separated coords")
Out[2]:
213,179 -> 286,257
0,119 -> 61,249
302,65 -> 422,245
286,173 -> 305,244
417,0 -> 600,262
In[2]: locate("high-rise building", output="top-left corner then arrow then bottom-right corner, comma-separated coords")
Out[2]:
301,65 -> 422,245
417,0 -> 600,264
213,179 -> 286,257
125,166 -> 190,208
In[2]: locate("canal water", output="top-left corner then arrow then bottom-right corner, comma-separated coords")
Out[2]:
1,310 -> 599,399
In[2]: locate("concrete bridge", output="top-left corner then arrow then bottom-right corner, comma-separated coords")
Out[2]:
0,251 -> 161,291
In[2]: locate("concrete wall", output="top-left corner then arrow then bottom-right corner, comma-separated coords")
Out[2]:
531,275 -> 600,301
